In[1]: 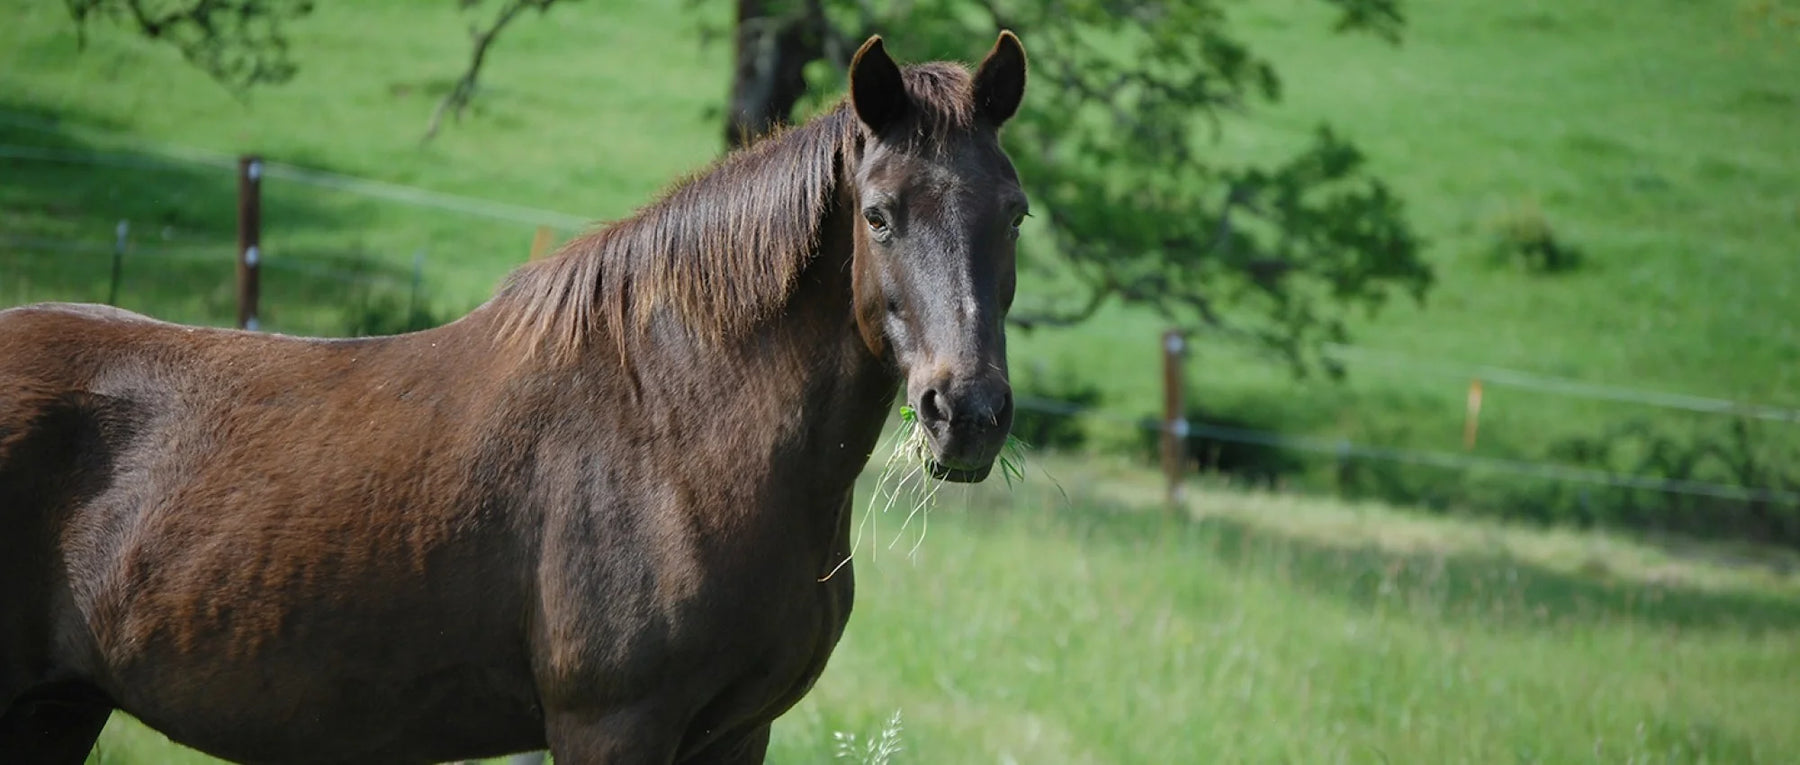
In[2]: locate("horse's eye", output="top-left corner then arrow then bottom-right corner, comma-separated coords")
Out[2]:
1010,213 -> 1027,229
864,210 -> 889,234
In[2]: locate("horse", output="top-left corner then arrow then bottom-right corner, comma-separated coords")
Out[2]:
0,32 -> 1027,764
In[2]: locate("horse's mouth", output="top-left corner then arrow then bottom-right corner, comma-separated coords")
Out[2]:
928,460 -> 992,483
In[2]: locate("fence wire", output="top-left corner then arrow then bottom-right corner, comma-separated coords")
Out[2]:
0,234 -> 229,263
0,136 -> 590,230
0,235 -> 409,287
1015,397 -> 1800,508
1323,343 -> 1800,425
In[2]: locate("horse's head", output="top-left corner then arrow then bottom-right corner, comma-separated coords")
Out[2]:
847,32 -> 1028,483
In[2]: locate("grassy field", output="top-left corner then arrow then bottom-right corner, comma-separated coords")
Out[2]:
78,456 -> 1800,763
5,4 -> 1797,758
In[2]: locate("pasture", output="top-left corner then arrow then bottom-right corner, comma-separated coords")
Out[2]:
4,0 -> 1798,761
80,456 -> 1800,762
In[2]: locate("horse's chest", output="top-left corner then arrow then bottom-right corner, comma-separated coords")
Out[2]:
543,540 -> 854,729
683,561 -> 855,737
684,555 -> 853,693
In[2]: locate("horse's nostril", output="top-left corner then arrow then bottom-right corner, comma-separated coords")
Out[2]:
977,387 -> 1012,427
919,387 -> 950,425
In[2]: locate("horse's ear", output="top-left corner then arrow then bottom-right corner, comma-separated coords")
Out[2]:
850,36 -> 908,134
972,30 -> 1027,126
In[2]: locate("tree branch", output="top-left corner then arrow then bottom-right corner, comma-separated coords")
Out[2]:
425,0 -> 545,142
65,0 -> 308,90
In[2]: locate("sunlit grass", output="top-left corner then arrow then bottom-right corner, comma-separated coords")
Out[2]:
771,457 -> 1800,762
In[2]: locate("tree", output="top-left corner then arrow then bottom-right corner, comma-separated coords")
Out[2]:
63,0 -> 314,90
718,0 -> 840,148
525,0 -> 1434,372
713,0 -> 1431,374
64,0 -> 1433,373
60,0 -> 550,139
424,0 -> 563,140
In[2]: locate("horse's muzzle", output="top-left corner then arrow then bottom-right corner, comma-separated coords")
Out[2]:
912,373 -> 1013,483
928,460 -> 993,483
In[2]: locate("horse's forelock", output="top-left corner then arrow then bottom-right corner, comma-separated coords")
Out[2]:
896,63 -> 977,141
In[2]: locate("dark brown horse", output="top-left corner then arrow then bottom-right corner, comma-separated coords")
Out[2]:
0,33 -> 1027,764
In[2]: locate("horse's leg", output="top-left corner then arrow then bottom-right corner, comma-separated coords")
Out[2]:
0,684 -> 112,765
678,724 -> 770,765
544,706 -> 685,765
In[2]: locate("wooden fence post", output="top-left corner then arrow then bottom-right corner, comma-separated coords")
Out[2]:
1161,329 -> 1188,514
1463,378 -> 1485,451
529,225 -> 554,261
237,155 -> 262,330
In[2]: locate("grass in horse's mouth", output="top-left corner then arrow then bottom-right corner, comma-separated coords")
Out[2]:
823,407 -> 1028,581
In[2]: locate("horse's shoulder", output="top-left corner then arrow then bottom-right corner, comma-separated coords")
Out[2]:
0,303 -> 163,438
0,379 -> 60,458
0,381 -> 137,488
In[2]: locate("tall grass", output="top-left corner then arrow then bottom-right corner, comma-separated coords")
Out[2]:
832,708 -> 905,764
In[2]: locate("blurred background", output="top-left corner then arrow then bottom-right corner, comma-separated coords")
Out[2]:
3,0 -> 1798,761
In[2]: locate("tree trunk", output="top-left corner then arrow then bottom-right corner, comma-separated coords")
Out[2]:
725,0 -> 827,148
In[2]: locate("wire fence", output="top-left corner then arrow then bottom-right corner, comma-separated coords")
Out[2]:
5,127 -> 1798,518
0,234 -> 416,288
0,233 -> 225,263
1321,343 -> 1800,425
1015,396 -> 1800,508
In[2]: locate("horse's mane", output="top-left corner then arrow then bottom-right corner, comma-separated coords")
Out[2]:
495,63 -> 977,364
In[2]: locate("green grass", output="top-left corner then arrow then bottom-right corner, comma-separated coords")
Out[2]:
79,456 -> 1800,763
773,459 -> 1800,762
4,3 -> 1795,756
4,2 -> 1797,759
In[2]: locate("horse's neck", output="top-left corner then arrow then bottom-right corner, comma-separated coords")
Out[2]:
664,207 -> 893,488
547,203 -> 893,520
